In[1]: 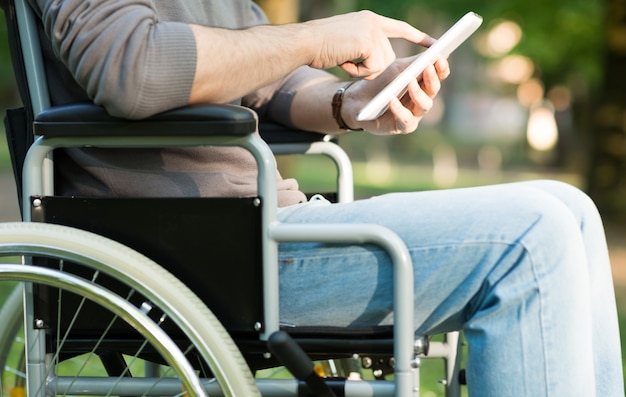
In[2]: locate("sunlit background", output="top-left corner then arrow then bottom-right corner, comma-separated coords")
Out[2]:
254,0 -> 620,205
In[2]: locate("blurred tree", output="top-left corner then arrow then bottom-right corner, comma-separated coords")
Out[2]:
587,0 -> 626,217
352,0 -> 604,93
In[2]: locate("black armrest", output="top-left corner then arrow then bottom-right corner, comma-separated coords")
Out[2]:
33,102 -> 257,138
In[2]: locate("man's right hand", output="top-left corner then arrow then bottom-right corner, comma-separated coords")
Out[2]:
304,11 -> 434,80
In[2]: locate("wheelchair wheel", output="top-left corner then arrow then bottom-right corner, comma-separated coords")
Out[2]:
0,222 -> 260,397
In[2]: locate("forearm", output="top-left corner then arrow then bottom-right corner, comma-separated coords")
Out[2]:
289,77 -> 356,134
189,22 -> 357,133
189,23 -> 316,105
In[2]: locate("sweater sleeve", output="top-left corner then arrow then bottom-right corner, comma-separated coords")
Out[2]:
240,2 -> 337,128
35,0 -> 197,119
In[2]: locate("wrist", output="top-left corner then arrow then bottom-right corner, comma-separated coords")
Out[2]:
332,81 -> 364,131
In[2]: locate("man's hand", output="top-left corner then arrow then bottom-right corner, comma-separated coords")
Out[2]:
342,57 -> 450,135
305,11 -> 434,80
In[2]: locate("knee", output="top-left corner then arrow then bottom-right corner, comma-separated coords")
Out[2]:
523,180 -> 602,227
495,182 -> 584,245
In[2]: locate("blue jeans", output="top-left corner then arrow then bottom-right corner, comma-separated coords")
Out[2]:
277,180 -> 623,396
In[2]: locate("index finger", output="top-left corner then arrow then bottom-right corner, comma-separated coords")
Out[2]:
378,15 -> 435,48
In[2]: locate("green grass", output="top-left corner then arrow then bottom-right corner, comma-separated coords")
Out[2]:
280,153 -> 583,199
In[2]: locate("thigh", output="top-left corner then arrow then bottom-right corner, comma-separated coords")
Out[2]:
276,181 -> 587,333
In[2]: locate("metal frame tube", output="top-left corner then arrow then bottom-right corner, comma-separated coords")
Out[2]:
14,0 -> 50,115
270,141 -> 354,203
50,377 -> 397,396
270,223 -> 416,396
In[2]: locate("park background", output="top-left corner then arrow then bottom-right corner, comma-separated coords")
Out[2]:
1,0 -> 625,394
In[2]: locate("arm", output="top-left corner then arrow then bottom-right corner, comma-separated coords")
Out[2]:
36,0 -> 436,125
188,11 -> 434,105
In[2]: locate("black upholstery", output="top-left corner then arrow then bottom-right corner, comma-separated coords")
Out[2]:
33,102 -> 257,137
31,195 -> 265,336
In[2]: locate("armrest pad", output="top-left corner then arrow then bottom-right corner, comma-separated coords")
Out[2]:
33,102 -> 257,137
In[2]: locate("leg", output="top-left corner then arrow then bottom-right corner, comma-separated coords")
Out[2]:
277,181 -> 623,396
519,180 -> 623,396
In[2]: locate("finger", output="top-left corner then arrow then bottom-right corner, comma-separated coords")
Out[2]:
377,15 -> 435,47
340,45 -> 395,80
388,97 -> 419,134
407,79 -> 433,116
434,58 -> 450,80
340,61 -> 362,78
419,65 -> 441,98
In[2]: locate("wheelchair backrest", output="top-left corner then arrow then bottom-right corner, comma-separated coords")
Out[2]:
2,0 -> 36,205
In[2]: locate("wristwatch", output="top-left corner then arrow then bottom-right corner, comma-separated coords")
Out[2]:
332,81 -> 363,131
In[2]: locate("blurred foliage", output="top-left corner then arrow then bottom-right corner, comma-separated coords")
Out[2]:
353,0 -> 606,90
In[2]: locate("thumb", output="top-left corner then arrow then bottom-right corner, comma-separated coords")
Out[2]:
339,59 -> 389,80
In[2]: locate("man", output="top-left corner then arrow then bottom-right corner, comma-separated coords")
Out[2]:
29,1 -> 624,395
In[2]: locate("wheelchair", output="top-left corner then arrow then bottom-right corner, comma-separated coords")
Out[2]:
0,0 -> 464,395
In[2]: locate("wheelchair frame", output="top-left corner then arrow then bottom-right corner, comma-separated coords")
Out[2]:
0,0 -> 464,395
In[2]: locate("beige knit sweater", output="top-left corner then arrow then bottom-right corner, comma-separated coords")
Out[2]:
28,0 -> 328,206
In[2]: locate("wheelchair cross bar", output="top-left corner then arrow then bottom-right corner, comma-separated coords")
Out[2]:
51,377 -> 397,396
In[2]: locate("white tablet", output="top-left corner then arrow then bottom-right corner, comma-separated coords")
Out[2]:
356,12 -> 483,122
